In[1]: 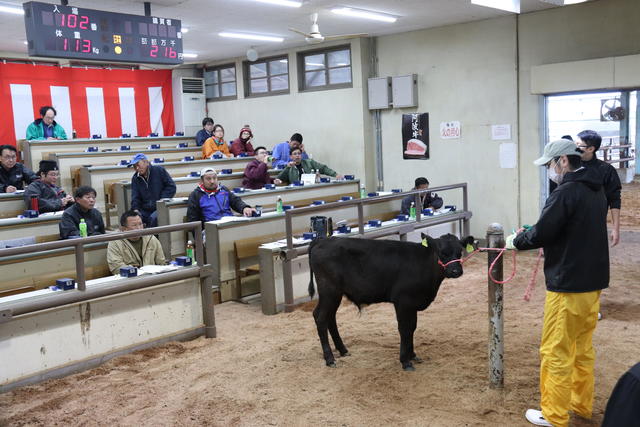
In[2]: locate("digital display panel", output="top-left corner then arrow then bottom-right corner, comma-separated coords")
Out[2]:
23,1 -> 184,65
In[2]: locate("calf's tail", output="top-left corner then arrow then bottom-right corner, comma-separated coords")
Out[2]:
308,240 -> 316,299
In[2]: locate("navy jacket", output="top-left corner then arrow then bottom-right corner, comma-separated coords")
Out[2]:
514,168 -> 609,293
195,129 -> 213,147
0,163 -> 37,192
400,191 -> 444,214
131,165 -> 176,213
186,185 -> 249,223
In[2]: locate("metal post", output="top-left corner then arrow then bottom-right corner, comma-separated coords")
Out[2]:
75,241 -> 86,291
194,223 -> 216,338
357,202 -> 364,235
283,210 -> 294,312
487,223 -> 504,388
462,184 -> 470,236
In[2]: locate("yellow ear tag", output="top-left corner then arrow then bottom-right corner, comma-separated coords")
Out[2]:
466,243 -> 474,253
422,238 -> 428,247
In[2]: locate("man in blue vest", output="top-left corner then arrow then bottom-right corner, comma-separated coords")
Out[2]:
186,167 -> 255,224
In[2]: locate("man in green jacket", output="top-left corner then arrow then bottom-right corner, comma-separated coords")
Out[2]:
26,106 -> 68,140
277,146 -> 343,184
107,210 -> 166,275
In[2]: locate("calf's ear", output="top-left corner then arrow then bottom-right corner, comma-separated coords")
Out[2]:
460,235 -> 477,253
420,233 -> 438,250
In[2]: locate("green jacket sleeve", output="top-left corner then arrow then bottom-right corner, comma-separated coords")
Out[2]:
277,167 -> 292,183
26,123 -> 43,140
310,159 -> 337,177
54,123 -> 68,140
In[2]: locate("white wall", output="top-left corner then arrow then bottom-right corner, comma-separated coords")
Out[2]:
375,16 -> 519,236
206,39 -> 374,187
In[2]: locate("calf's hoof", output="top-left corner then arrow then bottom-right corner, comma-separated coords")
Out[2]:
412,356 -> 424,364
326,360 -> 337,368
402,362 -> 415,372
339,351 -> 350,357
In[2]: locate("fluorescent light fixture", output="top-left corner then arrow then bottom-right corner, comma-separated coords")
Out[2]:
0,5 -> 24,14
331,7 -> 397,23
540,0 -> 589,4
23,41 -> 28,45
563,0 -> 589,4
254,0 -> 302,7
181,28 -> 189,33
219,32 -> 284,42
183,53 -> 198,58
470,0 -> 520,14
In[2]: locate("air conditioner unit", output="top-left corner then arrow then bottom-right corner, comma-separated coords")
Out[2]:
172,77 -> 206,137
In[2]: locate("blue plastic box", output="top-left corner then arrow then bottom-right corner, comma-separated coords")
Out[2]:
56,278 -> 75,291
175,256 -> 192,266
119,266 -> 137,277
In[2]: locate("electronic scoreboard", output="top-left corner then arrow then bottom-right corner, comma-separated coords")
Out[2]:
23,1 -> 184,65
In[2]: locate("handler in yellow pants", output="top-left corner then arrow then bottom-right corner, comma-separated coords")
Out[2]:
539,290 -> 600,427
509,139 -> 610,427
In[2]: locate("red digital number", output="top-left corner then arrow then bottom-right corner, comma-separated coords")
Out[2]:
63,38 -> 68,51
75,39 -> 80,52
79,15 -> 89,30
67,14 -> 77,28
82,39 -> 91,53
169,47 -> 177,58
150,45 -> 158,58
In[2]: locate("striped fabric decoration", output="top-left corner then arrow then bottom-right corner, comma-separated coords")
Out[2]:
0,63 -> 175,144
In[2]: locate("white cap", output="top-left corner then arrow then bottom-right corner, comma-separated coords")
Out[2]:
200,167 -> 217,176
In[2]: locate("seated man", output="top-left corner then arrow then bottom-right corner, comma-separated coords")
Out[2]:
271,133 -> 308,168
23,160 -> 74,213
130,153 -> 176,227
0,144 -> 36,193
195,117 -> 214,147
400,177 -> 444,214
242,146 -> 282,189
187,167 -> 255,223
276,146 -> 343,184
107,210 -> 166,275
26,106 -> 67,140
59,186 -> 105,239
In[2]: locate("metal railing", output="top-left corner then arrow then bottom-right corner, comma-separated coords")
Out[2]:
0,221 -> 216,338
280,183 -> 471,312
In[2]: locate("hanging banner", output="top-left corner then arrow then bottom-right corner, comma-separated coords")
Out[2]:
402,113 -> 429,159
0,63 -> 175,145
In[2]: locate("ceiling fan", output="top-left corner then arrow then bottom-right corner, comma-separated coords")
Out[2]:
289,13 -> 367,44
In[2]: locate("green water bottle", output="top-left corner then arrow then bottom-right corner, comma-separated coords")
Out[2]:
359,184 -> 366,199
79,218 -> 88,237
186,240 -> 195,265
276,196 -> 283,213
409,202 -> 416,220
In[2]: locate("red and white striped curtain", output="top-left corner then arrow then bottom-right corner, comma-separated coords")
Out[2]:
0,63 -> 175,144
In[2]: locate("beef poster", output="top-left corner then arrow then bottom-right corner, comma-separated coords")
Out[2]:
402,113 -> 429,160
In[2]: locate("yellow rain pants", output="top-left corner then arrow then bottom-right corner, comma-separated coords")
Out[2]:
539,290 -> 601,427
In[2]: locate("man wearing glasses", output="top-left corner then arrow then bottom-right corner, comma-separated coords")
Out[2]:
575,130 -> 622,247
23,160 -> 74,213
506,139 -> 609,427
0,144 -> 36,193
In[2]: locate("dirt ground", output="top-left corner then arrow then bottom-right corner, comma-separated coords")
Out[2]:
2,179 -> 639,426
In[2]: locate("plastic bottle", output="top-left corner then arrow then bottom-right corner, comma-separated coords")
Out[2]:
79,218 -> 88,237
276,196 -> 284,213
409,202 -> 416,220
72,129 -> 77,139
314,168 -> 320,183
186,240 -> 195,265
359,184 -> 366,199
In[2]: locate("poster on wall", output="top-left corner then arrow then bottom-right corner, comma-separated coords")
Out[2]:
402,113 -> 429,160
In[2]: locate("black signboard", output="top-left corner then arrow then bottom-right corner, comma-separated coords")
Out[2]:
23,1 -> 183,65
402,113 -> 429,160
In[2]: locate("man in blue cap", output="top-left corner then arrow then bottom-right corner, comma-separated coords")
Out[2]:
129,153 -> 176,227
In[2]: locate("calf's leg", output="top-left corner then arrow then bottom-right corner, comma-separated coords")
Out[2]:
313,293 -> 342,367
394,305 -> 419,371
328,315 -> 349,357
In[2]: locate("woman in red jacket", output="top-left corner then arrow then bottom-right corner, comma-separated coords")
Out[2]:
230,126 -> 255,157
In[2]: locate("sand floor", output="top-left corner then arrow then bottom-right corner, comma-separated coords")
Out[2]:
2,179 -> 639,426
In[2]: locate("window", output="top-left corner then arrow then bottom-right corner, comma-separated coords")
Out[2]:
204,64 -> 237,101
299,46 -> 352,91
243,56 -> 289,97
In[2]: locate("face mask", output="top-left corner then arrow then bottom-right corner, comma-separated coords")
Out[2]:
548,161 -> 565,185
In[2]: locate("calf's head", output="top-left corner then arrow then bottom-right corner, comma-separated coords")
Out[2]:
422,233 -> 476,278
